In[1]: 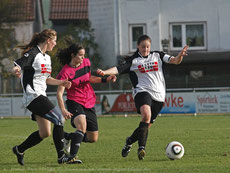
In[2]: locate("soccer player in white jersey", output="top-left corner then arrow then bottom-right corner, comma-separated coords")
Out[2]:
97,35 -> 188,160
12,29 -> 81,165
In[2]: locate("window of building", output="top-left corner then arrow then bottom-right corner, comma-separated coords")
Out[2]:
129,24 -> 146,52
170,22 -> 206,50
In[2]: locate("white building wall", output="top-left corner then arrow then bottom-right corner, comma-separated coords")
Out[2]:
89,0 -> 161,66
88,0 -> 117,67
89,0 -> 230,66
218,2 -> 230,51
14,22 -> 34,43
119,0 -> 160,54
159,0 -> 230,52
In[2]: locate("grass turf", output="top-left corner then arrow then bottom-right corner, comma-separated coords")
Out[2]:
1,115 -> 230,172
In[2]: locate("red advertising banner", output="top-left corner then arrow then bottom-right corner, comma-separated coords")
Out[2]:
110,93 -> 137,112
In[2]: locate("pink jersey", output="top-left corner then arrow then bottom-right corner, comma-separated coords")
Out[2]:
57,58 -> 96,108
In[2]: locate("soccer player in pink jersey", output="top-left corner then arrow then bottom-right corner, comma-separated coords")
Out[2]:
56,43 -> 116,162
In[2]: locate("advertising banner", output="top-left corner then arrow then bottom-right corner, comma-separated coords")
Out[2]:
161,93 -> 196,114
109,93 -> 136,112
0,98 -> 11,116
99,92 -> 196,114
100,94 -> 118,114
196,92 -> 230,113
1,91 -> 230,116
12,97 -> 31,116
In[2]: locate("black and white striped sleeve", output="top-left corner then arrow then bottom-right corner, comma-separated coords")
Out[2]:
154,51 -> 172,63
116,57 -> 133,75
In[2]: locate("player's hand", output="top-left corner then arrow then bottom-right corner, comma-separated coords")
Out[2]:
62,79 -> 71,89
180,45 -> 189,56
13,66 -> 21,78
107,75 -> 117,83
96,69 -> 105,76
61,109 -> 73,120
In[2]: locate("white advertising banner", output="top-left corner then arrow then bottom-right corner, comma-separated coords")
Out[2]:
196,92 -> 230,113
12,97 -> 31,116
0,98 -> 11,116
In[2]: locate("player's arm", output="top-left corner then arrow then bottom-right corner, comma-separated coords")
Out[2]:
97,57 -> 132,76
12,66 -> 21,78
89,75 -> 117,83
13,55 -> 28,78
96,67 -> 118,76
169,45 -> 188,65
46,77 -> 71,89
57,85 -> 73,119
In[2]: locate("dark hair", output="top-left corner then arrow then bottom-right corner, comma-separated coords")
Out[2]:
134,35 -> 152,53
57,43 -> 85,65
137,35 -> 151,45
17,29 -> 57,55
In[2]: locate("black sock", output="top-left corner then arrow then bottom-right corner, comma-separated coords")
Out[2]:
64,132 -> 71,140
128,127 -> 140,145
70,130 -> 84,157
138,122 -> 149,149
65,132 -> 84,141
145,129 -> 149,145
65,131 -> 86,142
82,133 -> 88,143
17,131 -> 43,153
53,125 -> 65,158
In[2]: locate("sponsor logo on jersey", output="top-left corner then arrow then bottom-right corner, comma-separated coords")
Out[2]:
24,53 -> 29,57
138,61 -> 158,73
41,64 -> 51,74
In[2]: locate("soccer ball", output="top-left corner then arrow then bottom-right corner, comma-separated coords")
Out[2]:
165,141 -> 184,160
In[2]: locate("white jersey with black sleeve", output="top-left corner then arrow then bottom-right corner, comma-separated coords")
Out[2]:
14,46 -> 52,106
116,50 -> 172,102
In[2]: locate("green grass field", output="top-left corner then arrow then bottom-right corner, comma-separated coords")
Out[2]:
1,115 -> 230,173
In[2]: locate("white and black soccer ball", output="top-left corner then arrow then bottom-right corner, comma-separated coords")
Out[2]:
165,141 -> 184,160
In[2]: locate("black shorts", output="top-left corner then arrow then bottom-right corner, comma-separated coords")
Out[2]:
66,100 -> 98,131
134,92 -> 164,123
27,95 -> 55,121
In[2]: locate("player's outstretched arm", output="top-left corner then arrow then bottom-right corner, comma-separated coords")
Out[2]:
89,75 -> 117,83
170,45 -> 189,65
97,67 -> 118,76
46,77 -> 72,89
107,75 -> 117,83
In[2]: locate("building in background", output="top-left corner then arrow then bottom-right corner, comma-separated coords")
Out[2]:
42,0 -> 52,29
88,0 -> 230,88
0,0 -> 44,93
6,0 -> 44,43
49,0 -> 88,33
1,0 -> 229,93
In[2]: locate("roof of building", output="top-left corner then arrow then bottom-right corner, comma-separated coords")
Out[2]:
0,0 -> 44,22
49,0 -> 88,20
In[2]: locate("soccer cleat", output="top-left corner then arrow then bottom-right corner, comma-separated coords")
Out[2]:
67,157 -> 83,164
12,146 -> 24,166
58,154 -> 83,164
137,147 -> 146,160
121,137 -> 132,157
63,138 -> 71,153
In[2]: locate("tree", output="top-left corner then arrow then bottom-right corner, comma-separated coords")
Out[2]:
49,22 -> 102,78
48,22 -> 133,91
0,0 -> 24,93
